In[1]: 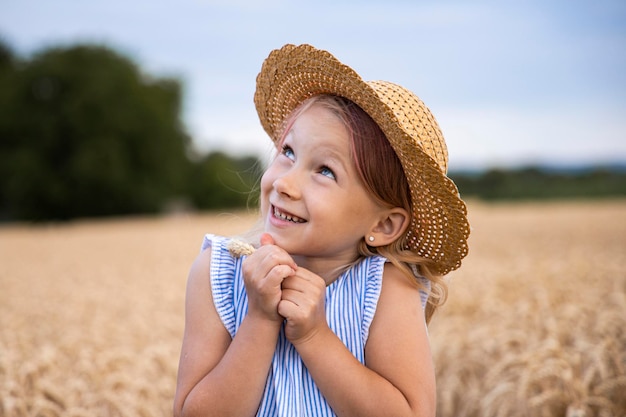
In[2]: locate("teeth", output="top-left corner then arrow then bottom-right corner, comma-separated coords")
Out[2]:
274,206 -> 305,223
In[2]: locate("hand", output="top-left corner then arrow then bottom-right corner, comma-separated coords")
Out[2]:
278,267 -> 328,344
242,233 -> 297,322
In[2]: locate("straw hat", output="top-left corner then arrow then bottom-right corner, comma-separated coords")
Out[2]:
254,44 -> 469,275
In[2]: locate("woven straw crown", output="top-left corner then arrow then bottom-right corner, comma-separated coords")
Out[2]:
254,44 -> 469,275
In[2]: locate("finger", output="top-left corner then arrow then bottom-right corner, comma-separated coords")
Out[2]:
260,233 -> 275,246
256,237 -> 297,270
264,264 -> 296,287
243,252 -> 294,291
281,279 -> 324,306
282,269 -> 325,290
277,294 -> 320,321
279,288 -> 305,306
280,276 -> 308,292
277,298 -> 299,319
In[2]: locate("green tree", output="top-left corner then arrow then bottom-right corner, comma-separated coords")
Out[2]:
188,151 -> 261,210
0,43 -> 191,220
0,39 -> 14,69
450,166 -> 626,201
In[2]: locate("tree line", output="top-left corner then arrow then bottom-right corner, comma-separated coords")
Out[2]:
1,39 -> 623,221
450,166 -> 626,201
0,40 -> 261,221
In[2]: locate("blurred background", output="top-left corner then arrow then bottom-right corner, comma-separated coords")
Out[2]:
1,0 -> 625,221
2,3 -> 625,416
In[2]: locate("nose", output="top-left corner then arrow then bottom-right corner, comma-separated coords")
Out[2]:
273,169 -> 302,200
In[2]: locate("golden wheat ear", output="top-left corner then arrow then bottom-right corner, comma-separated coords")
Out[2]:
227,239 -> 256,257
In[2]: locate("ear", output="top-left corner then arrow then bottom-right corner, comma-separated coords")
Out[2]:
367,207 -> 410,247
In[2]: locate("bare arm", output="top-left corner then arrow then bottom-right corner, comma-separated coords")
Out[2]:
173,240 -> 297,417
281,263 -> 436,417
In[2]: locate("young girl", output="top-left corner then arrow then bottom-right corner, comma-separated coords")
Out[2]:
174,44 -> 470,417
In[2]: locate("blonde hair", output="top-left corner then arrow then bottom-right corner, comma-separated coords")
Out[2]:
278,95 -> 447,323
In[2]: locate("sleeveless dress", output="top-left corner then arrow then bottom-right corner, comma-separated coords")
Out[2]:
202,234 -> 429,417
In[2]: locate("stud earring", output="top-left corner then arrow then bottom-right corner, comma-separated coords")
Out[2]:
368,236 -> 375,242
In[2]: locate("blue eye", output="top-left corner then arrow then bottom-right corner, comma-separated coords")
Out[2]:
281,145 -> 295,160
320,166 -> 336,180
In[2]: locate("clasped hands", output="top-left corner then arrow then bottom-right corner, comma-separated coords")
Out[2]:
241,233 -> 327,344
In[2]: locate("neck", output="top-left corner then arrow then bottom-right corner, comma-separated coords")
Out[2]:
292,254 -> 360,286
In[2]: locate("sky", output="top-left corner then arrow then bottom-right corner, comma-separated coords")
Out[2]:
1,0 -> 625,170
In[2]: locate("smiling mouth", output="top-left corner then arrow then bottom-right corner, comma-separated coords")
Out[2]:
273,206 -> 306,223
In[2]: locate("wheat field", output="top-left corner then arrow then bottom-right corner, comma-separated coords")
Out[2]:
1,201 -> 624,417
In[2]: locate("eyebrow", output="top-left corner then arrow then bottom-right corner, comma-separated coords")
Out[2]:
287,122 -> 353,173
316,144 -> 353,176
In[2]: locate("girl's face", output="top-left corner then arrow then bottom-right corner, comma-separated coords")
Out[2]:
260,103 -> 388,270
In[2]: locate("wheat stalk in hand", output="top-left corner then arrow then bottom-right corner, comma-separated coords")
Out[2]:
227,239 -> 256,257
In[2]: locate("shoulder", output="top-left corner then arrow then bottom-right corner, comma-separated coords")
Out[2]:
192,234 -> 240,286
365,263 -> 436,413
367,262 -> 429,349
185,245 -> 214,314
188,234 -> 222,291
200,233 -> 231,258
182,236 -> 233,354
181,238 -> 230,351
186,234 -> 237,313
379,263 -> 425,315
345,255 -> 386,293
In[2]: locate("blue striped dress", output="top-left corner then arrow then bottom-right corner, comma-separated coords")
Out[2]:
202,234 -> 429,417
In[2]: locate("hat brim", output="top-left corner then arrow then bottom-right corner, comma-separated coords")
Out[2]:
255,44 -> 469,275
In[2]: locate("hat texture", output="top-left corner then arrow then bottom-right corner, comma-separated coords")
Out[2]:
254,44 -> 469,275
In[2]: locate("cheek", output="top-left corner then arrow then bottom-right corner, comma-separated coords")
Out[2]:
260,168 -> 274,195
348,192 -> 385,220
261,156 -> 285,194
259,168 -> 275,212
